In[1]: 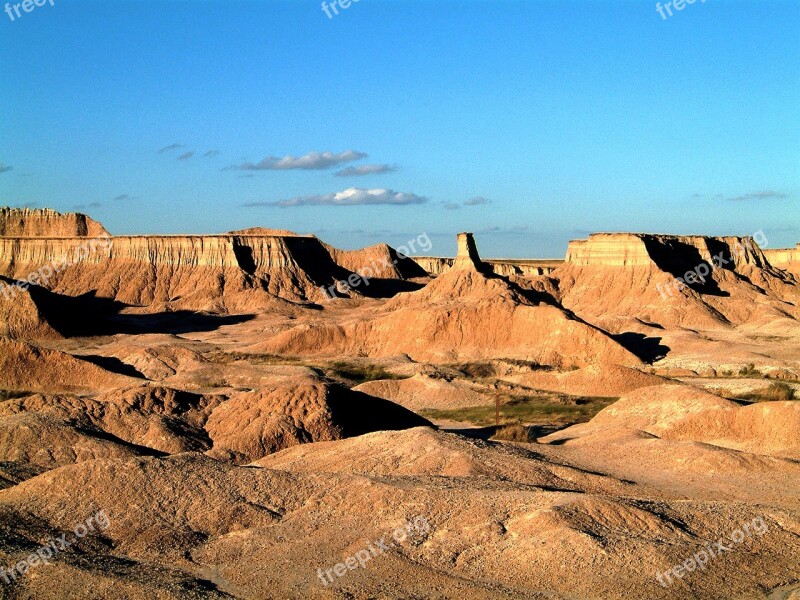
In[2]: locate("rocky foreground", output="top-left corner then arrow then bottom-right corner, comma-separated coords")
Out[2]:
0,208 -> 799,599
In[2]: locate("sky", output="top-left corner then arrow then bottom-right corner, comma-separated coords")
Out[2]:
1,0 -> 798,258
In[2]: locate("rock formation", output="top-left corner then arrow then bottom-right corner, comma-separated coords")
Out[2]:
550,232 -> 800,330
0,207 -> 108,237
765,243 -> 800,275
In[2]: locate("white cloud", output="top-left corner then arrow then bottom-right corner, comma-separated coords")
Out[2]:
244,188 -> 428,208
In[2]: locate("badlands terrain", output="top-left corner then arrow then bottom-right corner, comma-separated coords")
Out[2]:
0,206 -> 799,599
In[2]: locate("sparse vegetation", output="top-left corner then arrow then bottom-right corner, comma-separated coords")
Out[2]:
740,382 -> 796,402
738,363 -> 764,378
420,393 -> 617,427
325,362 -> 408,385
492,423 -> 537,443
205,350 -> 298,365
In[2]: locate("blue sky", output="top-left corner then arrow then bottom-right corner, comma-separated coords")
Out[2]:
1,0 -> 798,258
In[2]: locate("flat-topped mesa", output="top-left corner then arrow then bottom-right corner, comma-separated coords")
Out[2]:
0,207 -> 109,238
564,232 -> 773,270
765,244 -> 800,275
452,232 -> 487,272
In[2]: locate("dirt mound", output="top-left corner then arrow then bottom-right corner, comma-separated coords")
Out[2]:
354,374 -> 491,411
0,339 -> 139,393
0,207 -> 109,238
256,426 -> 634,494
506,364 -> 669,397
326,242 -> 428,279
0,412 -> 148,470
205,377 -> 431,463
543,383 -> 800,459
254,238 -> 642,368
1,441 -> 797,599
0,280 -> 61,339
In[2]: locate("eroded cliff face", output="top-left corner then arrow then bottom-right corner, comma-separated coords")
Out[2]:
765,244 -> 800,275
0,207 -> 109,238
554,233 -> 799,331
0,234 -> 359,308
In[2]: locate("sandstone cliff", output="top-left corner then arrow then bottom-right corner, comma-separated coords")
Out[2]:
765,244 -> 800,275
0,207 -> 108,237
253,234 -> 641,367
552,233 -> 800,330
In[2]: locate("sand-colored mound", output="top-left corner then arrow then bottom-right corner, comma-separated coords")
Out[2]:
0,387 -> 219,456
325,242 -> 428,279
255,426 -> 637,495
0,280 -> 61,339
506,364 -> 669,397
0,207 -> 109,238
255,238 -> 642,368
543,383 -> 800,459
205,377 -> 430,463
354,374 -> 491,411
2,445 -> 798,599
0,412 -> 148,470
0,339 -> 139,393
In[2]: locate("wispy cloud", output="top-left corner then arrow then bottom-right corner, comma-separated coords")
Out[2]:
441,196 -> 491,209
177,151 -> 195,160
727,190 -> 789,201
74,202 -> 104,210
113,194 -> 135,201
236,150 -> 367,171
158,144 -> 184,154
334,163 -> 395,177
203,150 -> 220,158
0,163 -> 12,174
476,225 -> 528,234
244,187 -> 428,208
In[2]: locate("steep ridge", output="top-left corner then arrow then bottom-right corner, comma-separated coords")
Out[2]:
254,234 -> 642,367
0,207 -> 108,237
552,233 -> 800,331
325,242 -> 428,279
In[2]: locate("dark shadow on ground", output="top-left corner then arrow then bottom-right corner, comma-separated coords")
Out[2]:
21,284 -> 255,337
75,354 -> 147,378
612,332 -> 670,363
